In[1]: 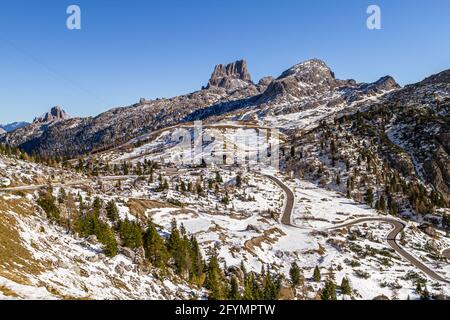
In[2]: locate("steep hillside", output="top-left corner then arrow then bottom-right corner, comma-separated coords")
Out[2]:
286,69 -> 450,220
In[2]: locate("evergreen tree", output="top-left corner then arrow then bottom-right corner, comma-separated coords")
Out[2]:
321,280 -> 337,300
365,188 -> 374,207
168,220 -> 190,277
205,252 -> 225,300
289,262 -> 301,287
106,200 -> 119,222
263,272 -> 278,300
118,219 -> 143,249
57,188 -> 67,204
236,174 -> 242,188
243,275 -> 254,300
442,213 -> 450,229
313,265 -> 321,282
221,192 -> 230,205
340,277 -> 352,296
92,197 -> 103,212
190,236 -> 204,280
228,275 -> 240,300
420,287 -> 430,300
143,221 -> 169,268
102,225 -> 118,257
37,190 -> 61,222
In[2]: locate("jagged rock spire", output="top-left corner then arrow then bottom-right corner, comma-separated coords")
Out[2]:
206,59 -> 252,90
33,106 -> 70,124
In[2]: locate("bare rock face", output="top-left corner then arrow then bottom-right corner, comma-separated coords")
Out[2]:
258,76 -> 274,87
418,69 -> 450,86
207,59 -> 253,90
257,59 -> 343,103
0,128 -> 6,135
34,106 -> 70,124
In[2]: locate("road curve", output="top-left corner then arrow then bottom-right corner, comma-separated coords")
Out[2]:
263,175 -> 296,227
330,218 -> 450,284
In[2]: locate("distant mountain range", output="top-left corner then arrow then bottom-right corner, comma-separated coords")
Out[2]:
0,121 -> 29,134
0,58 -> 405,158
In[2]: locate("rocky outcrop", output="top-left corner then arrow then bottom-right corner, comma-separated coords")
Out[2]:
0,128 -> 5,135
418,69 -> 450,86
206,59 -> 253,90
33,106 -> 70,124
257,76 -> 274,89
257,59 -> 354,103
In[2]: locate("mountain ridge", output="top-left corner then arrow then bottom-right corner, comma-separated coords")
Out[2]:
2,58 -> 444,163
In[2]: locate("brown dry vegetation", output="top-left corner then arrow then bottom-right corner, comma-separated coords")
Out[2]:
0,197 -> 47,288
127,198 -> 176,221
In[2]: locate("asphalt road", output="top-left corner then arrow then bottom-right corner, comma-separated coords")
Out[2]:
264,175 -> 295,227
330,218 -> 450,284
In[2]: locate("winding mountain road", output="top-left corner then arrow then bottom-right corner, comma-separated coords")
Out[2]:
264,174 -> 296,227
265,174 -> 450,284
3,171 -> 449,284
330,218 -> 449,283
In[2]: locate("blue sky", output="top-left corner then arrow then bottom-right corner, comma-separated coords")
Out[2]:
0,0 -> 449,123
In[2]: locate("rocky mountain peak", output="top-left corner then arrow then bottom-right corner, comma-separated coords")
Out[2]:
418,69 -> 450,86
33,106 -> 70,124
206,59 -> 252,90
278,59 -> 335,81
373,76 -> 401,91
257,59 -> 339,103
0,127 -> 6,135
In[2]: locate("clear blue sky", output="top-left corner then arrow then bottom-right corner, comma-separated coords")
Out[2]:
0,0 -> 449,123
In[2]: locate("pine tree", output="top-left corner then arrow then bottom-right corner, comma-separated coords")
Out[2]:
313,265 -> 321,282
321,280 -> 337,300
57,188 -> 67,204
143,221 -> 169,268
420,286 -> 430,300
92,197 -> 103,212
251,273 -> 263,300
289,262 -> 301,287
102,225 -> 118,257
229,275 -> 240,300
168,219 -> 190,277
236,174 -> 242,188
118,219 -> 143,249
263,272 -> 278,300
243,276 -> 254,300
442,213 -> 450,229
106,200 -> 119,222
190,236 -> 204,279
336,174 -> 341,186
37,190 -> 61,222
365,188 -> 374,207
340,277 -> 352,296
205,252 -> 225,300
221,192 -> 230,205
180,180 -> 187,192
215,172 -> 223,183
379,195 -> 386,212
